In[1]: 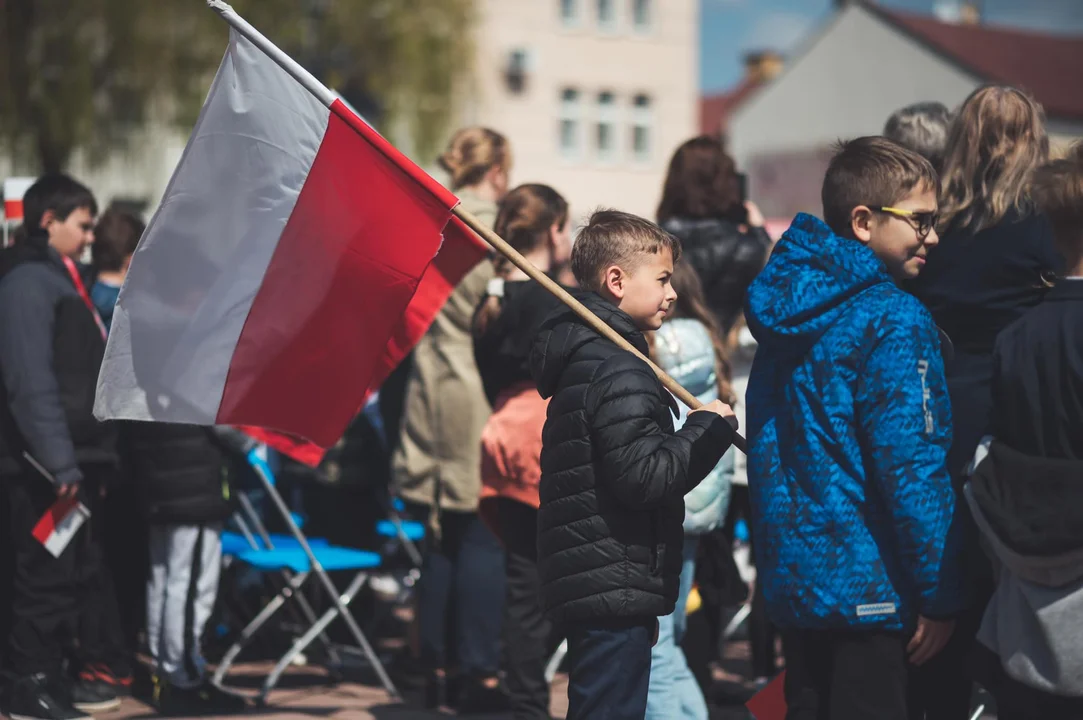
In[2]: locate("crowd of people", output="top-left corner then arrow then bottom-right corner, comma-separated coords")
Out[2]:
0,80 -> 1081,720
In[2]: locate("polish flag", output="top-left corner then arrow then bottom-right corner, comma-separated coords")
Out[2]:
32,498 -> 91,559
94,16 -> 489,463
3,177 -> 33,223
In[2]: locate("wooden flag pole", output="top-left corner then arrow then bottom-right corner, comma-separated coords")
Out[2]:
452,205 -> 747,455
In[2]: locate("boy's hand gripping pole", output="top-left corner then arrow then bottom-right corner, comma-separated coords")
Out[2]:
452,205 -> 747,455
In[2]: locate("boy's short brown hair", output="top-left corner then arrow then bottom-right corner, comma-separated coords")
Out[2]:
822,136 -> 939,237
1032,141 -> 1083,234
571,209 -> 682,291
92,207 -> 145,272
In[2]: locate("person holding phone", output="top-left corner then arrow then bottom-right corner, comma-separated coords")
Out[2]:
657,136 -> 772,337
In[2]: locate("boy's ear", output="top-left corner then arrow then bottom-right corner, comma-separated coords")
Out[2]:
38,209 -> 57,231
851,206 -> 874,245
602,264 -> 625,299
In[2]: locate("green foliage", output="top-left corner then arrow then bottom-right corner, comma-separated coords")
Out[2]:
0,0 -> 475,172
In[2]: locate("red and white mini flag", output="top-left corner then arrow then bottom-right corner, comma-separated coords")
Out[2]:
32,498 -> 91,558
3,177 -> 34,223
94,19 -> 488,461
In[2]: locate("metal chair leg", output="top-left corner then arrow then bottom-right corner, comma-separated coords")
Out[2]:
259,572 -> 370,703
545,639 -> 567,683
212,571 -> 310,688
722,603 -> 752,641
249,455 -> 401,701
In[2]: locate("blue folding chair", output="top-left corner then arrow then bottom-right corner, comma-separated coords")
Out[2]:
219,488 -> 337,671
211,451 -> 400,704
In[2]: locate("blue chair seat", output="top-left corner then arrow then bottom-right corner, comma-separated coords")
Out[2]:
236,546 -> 382,574
376,519 -> 425,542
221,531 -> 329,557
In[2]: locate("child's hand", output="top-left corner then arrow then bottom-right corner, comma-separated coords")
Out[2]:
690,400 -> 739,430
907,616 -> 955,665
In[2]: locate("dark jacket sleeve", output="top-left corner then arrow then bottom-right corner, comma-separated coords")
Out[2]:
586,354 -> 734,509
0,267 -> 81,486
857,303 -> 965,618
210,426 -> 259,457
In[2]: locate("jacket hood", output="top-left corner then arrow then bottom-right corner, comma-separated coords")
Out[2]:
747,213 -> 891,350
530,291 -> 649,399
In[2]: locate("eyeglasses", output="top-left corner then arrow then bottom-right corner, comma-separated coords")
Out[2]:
871,206 -> 939,240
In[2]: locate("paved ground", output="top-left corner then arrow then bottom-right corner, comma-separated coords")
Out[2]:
101,662 -> 572,720
68,657 -> 761,720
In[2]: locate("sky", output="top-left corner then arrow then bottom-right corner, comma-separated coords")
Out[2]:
701,0 -> 1083,93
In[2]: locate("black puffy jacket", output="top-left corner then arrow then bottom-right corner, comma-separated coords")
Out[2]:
661,217 -> 771,333
529,293 -> 734,625
125,423 -> 255,525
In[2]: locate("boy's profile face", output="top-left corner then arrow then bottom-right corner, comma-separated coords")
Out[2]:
852,184 -> 939,281
600,246 -> 677,331
41,205 -> 96,260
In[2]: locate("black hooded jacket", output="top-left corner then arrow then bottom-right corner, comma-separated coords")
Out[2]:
529,293 -> 734,624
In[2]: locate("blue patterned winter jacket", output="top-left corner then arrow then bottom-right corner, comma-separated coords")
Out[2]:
745,214 -> 964,632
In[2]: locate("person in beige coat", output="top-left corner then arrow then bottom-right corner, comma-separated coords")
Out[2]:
392,127 -> 513,712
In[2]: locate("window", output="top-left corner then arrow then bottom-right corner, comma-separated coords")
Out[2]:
632,0 -> 651,32
596,91 -> 617,161
631,94 -> 652,162
559,88 -> 581,158
560,0 -> 578,26
597,0 -> 616,31
505,49 -> 529,94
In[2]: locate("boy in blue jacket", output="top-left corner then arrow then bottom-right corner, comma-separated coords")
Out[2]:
745,137 -> 964,719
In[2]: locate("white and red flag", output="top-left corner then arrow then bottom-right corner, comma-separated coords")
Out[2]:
94,8 -> 488,463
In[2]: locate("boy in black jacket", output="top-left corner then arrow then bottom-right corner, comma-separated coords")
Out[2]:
529,210 -> 736,720
0,175 -> 125,720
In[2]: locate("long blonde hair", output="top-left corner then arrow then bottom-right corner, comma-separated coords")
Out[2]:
938,86 -> 1049,234
438,127 -> 512,191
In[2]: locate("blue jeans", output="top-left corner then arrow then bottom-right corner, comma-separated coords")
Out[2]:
645,536 -> 708,720
566,616 -> 654,720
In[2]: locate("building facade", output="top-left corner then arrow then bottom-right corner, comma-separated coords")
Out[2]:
462,0 -> 699,222
728,2 -> 1083,222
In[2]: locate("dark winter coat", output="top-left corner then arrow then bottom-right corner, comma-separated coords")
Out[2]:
965,279 -> 1083,701
0,243 -> 116,485
529,292 -> 734,625
660,217 -> 771,333
746,214 -> 964,631
473,278 -> 565,406
907,210 -> 1061,484
125,423 -> 254,525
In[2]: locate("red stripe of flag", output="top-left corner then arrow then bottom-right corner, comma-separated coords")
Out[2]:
237,103 -> 489,466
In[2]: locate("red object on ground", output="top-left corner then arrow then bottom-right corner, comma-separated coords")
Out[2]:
746,671 -> 787,720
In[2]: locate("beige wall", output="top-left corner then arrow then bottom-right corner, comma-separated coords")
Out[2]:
462,0 -> 699,224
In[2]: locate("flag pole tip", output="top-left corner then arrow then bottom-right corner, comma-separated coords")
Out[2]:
208,0 -> 234,12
